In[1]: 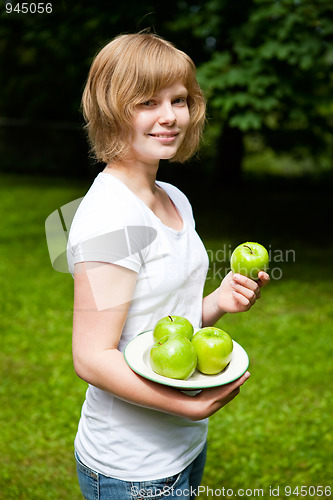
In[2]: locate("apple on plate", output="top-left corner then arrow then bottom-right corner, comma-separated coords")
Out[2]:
230,241 -> 269,281
150,335 -> 197,380
191,327 -> 233,375
153,315 -> 194,343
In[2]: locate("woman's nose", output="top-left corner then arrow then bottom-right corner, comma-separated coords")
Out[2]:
158,103 -> 176,125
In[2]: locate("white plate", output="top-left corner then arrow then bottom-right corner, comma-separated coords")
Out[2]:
124,330 -> 249,390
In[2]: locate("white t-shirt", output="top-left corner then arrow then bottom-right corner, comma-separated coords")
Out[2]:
67,172 -> 209,481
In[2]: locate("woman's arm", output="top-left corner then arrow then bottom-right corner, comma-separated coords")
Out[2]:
72,261 -> 250,421
202,271 -> 270,327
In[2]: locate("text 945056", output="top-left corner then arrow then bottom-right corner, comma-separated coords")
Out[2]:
5,3 -> 53,14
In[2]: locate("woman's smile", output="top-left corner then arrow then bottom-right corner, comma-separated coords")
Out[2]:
147,131 -> 179,143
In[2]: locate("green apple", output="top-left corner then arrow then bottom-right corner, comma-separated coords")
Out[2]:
191,327 -> 233,375
230,241 -> 269,280
150,336 -> 197,380
153,315 -> 194,343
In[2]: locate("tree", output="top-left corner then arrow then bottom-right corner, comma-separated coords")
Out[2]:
170,0 -> 333,181
1,1 -> 332,178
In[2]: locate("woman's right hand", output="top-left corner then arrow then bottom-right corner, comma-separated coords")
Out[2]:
187,371 -> 251,421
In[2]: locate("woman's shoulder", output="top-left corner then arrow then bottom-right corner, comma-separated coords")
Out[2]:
69,173 -> 149,242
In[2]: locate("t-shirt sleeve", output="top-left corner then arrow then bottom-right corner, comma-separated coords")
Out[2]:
67,189 -> 156,275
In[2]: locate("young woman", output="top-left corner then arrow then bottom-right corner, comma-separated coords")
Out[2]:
67,32 -> 269,500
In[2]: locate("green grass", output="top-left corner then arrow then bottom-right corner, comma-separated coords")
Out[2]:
201,270 -> 332,498
0,173 -> 332,499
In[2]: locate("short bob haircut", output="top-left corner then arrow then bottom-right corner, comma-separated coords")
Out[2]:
82,31 -> 206,164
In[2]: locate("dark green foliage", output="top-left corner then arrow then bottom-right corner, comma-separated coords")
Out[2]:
173,0 -> 333,175
0,1 -> 332,177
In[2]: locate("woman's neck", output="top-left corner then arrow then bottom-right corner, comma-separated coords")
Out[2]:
103,159 -> 159,196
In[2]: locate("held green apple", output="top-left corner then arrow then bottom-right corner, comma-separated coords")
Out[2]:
191,327 -> 233,375
153,315 -> 194,343
230,241 -> 269,281
150,336 -> 197,380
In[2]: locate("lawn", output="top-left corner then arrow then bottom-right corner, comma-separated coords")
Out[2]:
0,173 -> 332,499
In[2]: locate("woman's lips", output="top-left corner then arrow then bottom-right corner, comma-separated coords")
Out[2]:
148,132 -> 179,143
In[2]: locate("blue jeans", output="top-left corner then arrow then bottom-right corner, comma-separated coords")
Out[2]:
75,442 -> 207,499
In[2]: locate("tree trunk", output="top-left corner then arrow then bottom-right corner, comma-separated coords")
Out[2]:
214,125 -> 244,184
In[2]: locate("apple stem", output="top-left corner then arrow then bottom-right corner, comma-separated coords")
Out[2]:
243,245 -> 254,255
168,315 -> 173,322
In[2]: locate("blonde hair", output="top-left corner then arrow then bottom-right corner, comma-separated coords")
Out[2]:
82,32 -> 206,164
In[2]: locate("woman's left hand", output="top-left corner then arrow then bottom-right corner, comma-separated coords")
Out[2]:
216,270 -> 270,314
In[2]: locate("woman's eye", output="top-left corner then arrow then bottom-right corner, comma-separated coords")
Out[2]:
173,97 -> 188,105
141,100 -> 155,107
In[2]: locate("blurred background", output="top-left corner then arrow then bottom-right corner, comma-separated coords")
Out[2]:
1,1 -> 332,499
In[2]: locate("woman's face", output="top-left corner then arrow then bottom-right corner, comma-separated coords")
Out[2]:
129,83 -> 190,165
